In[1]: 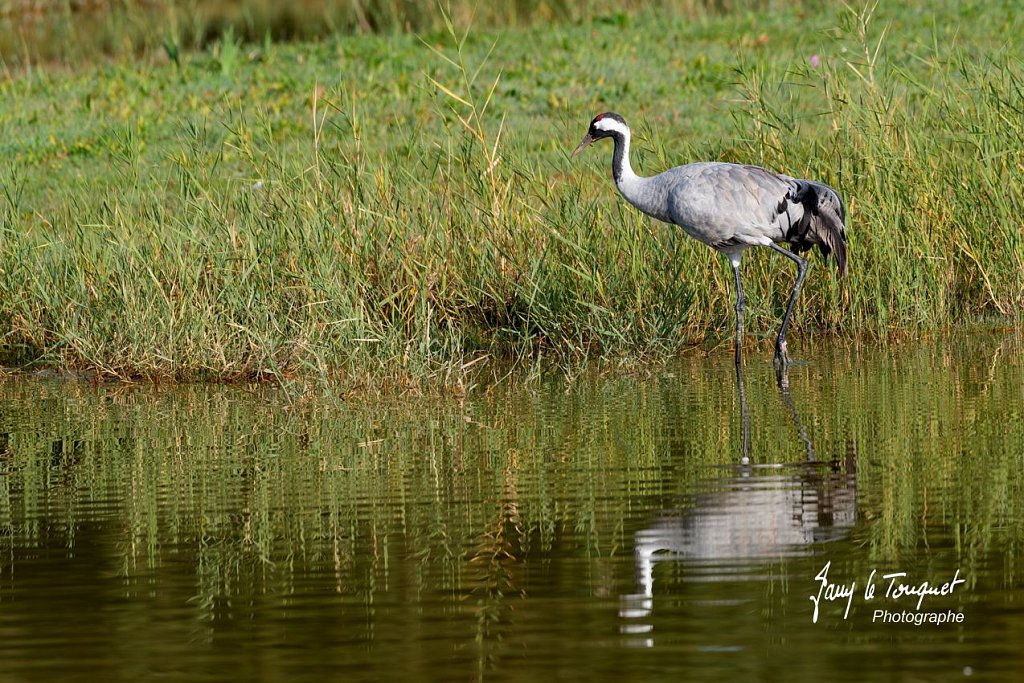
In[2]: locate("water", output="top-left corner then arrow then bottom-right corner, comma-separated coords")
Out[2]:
1,336 -> 1023,682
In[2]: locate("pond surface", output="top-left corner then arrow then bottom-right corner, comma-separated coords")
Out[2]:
2,336 -> 1023,682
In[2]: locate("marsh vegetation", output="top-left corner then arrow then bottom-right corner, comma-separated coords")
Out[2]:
1,1 -> 1022,385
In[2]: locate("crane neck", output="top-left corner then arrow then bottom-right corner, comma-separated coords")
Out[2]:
610,129 -> 638,187
607,126 -> 672,223
609,128 -> 653,216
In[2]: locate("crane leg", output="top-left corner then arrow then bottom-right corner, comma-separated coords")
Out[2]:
730,254 -> 745,367
766,242 -> 808,366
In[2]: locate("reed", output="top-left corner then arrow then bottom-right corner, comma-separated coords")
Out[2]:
1,1 -> 1022,385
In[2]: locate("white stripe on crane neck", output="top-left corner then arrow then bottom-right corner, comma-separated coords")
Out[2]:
595,118 -> 638,190
594,117 -> 629,137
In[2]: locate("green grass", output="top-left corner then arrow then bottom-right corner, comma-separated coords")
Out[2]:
1,1 -> 1023,386
0,0 -> 775,67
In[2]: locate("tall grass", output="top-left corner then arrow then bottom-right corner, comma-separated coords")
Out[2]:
0,1 -> 1022,385
731,2 -> 1024,331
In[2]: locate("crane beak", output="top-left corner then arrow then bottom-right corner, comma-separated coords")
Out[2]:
571,133 -> 595,158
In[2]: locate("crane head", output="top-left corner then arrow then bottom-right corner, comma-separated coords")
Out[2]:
571,112 -> 628,158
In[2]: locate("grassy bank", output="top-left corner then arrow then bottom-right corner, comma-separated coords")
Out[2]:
1,0 -> 776,67
1,1 -> 1023,385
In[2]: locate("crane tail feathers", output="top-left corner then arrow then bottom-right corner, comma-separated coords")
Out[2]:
786,180 -> 848,277
816,203 -> 847,277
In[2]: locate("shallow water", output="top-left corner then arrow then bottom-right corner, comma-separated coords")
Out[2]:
2,335 -> 1023,682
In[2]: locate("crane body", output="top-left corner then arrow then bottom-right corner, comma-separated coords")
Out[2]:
573,112 -> 847,366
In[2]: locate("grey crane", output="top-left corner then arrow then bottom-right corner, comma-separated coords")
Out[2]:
572,112 -> 847,366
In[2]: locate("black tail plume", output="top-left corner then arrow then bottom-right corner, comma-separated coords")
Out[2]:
787,180 -> 848,276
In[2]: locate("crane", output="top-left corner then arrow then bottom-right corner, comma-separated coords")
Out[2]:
572,112 -> 847,366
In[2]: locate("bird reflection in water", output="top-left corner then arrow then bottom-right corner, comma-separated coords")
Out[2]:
619,365 -> 857,644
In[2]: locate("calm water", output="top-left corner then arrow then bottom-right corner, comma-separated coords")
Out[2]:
2,336 -> 1023,682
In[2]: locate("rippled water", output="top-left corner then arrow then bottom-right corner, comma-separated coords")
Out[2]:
2,335 -> 1023,681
